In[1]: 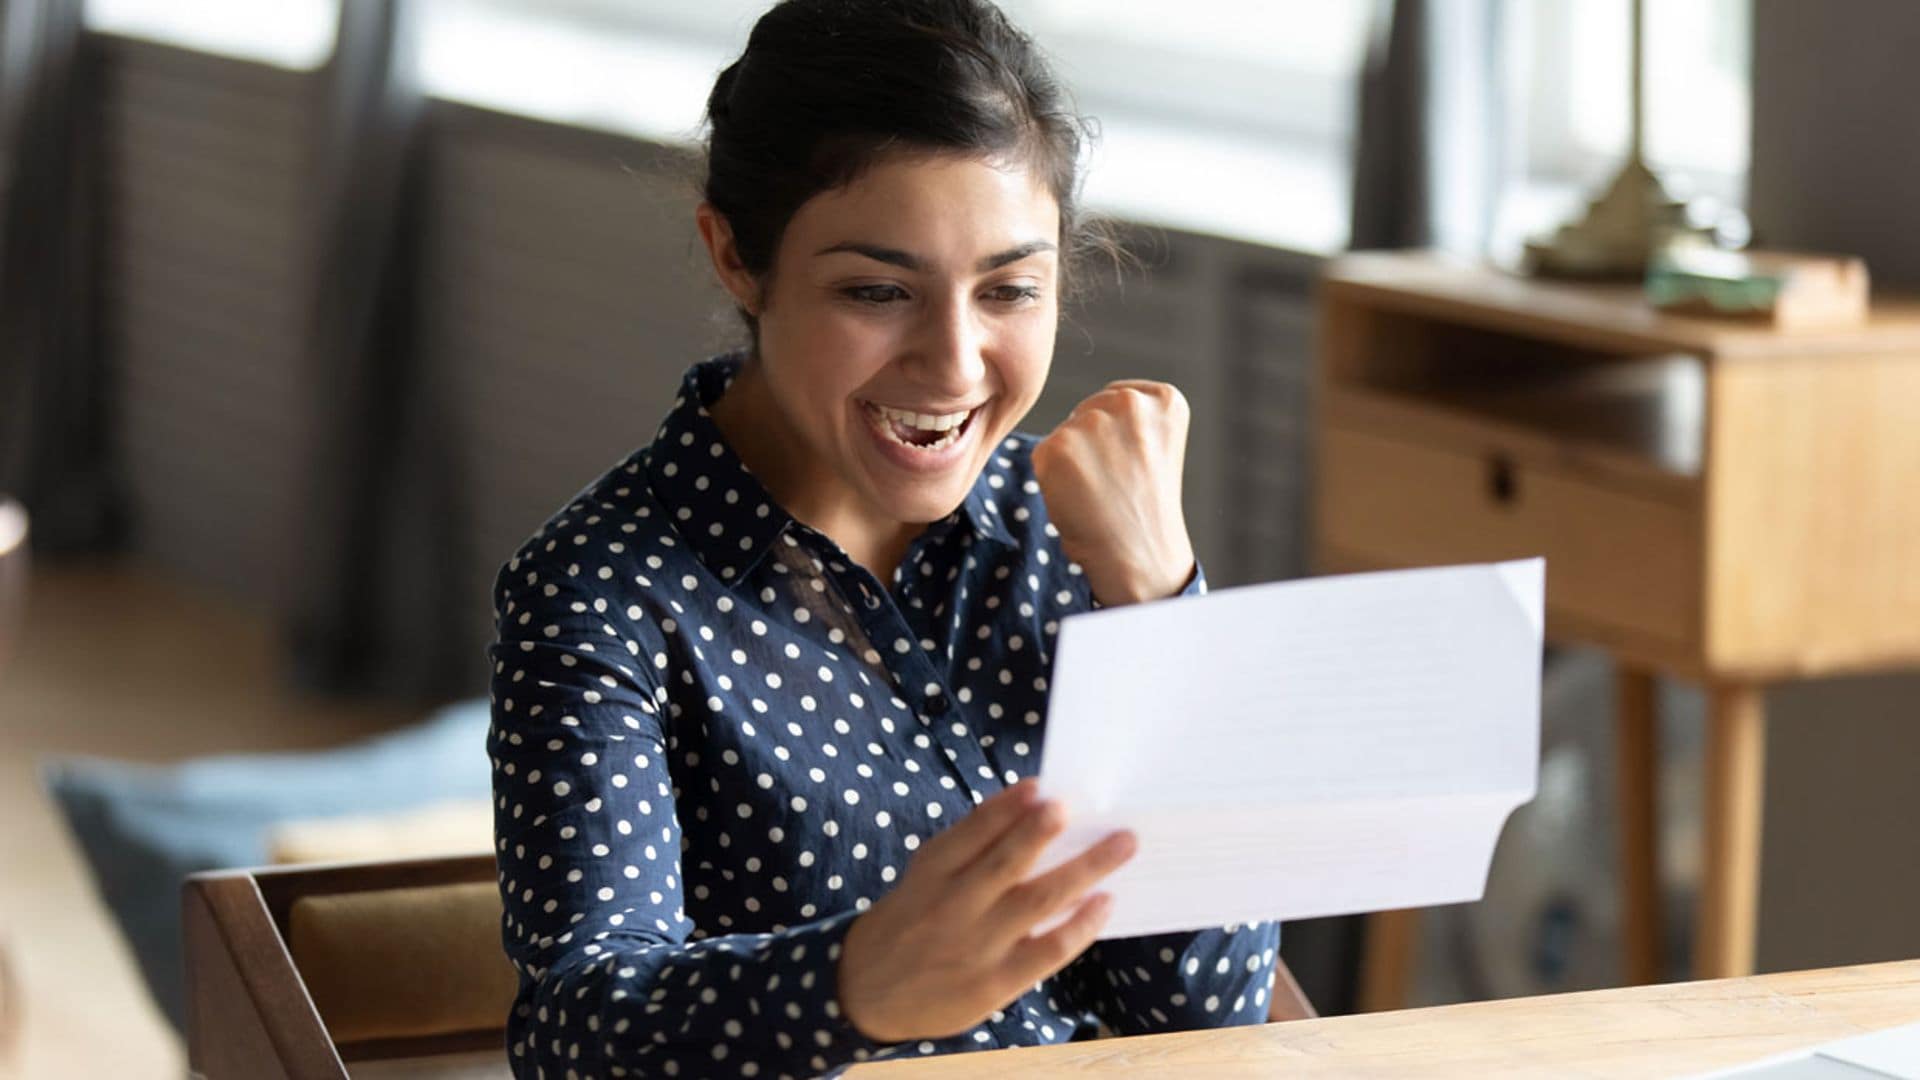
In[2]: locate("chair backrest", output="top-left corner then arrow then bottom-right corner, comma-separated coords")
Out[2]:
184,854 -> 511,1079
1267,951 -> 1318,1023
183,852 -> 1316,1079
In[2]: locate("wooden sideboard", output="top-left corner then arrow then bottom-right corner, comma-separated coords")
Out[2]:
1308,253 -> 1920,1003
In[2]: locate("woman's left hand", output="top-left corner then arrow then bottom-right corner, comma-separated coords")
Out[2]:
1031,379 -> 1196,607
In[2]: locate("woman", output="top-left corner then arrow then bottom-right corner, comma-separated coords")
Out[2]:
488,1 -> 1281,1075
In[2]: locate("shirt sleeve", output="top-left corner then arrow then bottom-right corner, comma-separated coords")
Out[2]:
490,557 -> 892,1078
1062,921 -> 1282,1035
1088,559 -> 1206,611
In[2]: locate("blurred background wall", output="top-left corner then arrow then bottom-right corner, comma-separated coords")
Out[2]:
1744,0 -> 1920,977
28,4 -> 1328,696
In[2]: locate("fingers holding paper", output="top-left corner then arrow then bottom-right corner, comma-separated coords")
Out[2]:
991,827 -> 1136,934
836,779 -> 1138,1043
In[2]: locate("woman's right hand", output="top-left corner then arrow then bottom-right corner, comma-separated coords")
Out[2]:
836,778 -> 1137,1043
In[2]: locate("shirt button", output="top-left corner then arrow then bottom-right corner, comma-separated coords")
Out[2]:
925,693 -> 950,717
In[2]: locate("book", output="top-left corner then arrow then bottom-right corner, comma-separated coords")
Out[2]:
1647,248 -> 1870,330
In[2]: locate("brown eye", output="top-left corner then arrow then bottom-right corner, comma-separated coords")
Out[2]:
843,284 -> 907,304
987,284 -> 1042,304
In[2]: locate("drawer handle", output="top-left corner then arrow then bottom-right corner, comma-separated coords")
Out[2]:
1487,454 -> 1519,507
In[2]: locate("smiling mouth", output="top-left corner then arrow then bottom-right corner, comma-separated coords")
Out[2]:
862,401 -> 979,452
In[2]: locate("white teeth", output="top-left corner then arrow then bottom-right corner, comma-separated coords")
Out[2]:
865,401 -> 975,451
874,404 -> 970,431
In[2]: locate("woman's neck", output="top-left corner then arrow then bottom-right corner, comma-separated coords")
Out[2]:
709,358 -> 920,582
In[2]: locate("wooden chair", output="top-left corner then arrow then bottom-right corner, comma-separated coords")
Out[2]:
183,855 -> 1316,1078
184,854 -> 512,1079
1267,953 -> 1318,1023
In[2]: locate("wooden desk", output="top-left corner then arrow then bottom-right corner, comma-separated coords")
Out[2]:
1307,253 -> 1920,1000
847,959 -> 1920,1078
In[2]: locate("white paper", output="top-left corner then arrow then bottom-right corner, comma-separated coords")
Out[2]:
1687,1020 -> 1920,1079
1028,558 -> 1544,940
1825,1021 -> 1920,1076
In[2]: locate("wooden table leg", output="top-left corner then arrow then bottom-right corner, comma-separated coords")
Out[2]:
1697,684 -> 1767,979
1358,908 -> 1421,1012
1616,667 -> 1663,985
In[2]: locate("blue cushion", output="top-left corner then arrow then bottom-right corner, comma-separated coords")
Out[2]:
40,698 -> 493,1033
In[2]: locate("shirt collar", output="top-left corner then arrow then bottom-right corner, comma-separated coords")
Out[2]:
643,353 -> 1017,585
641,354 -> 790,585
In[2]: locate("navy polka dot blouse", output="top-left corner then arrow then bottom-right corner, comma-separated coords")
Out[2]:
488,354 -> 1281,1078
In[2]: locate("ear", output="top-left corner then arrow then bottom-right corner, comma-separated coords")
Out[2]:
695,203 -> 763,316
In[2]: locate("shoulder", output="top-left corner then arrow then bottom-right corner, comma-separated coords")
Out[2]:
490,446 -> 679,656
491,352 -> 737,605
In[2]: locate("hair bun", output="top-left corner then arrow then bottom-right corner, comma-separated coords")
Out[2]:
707,57 -> 746,124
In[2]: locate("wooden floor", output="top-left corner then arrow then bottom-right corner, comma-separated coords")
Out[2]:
0,560 -> 418,1078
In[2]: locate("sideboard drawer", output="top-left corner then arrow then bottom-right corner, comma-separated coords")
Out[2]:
1316,424 -> 1700,650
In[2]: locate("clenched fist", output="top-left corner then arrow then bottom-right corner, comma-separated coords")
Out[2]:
1030,380 -> 1197,607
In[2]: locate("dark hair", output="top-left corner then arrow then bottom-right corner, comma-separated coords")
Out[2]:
701,0 -> 1112,344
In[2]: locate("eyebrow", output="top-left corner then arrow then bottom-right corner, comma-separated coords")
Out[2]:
814,240 -> 1057,273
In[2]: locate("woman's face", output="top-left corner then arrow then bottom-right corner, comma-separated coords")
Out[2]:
741,153 -> 1061,531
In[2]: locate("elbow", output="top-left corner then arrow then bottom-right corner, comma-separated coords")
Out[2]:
508,970 -> 626,1079
1157,970 -> 1277,1031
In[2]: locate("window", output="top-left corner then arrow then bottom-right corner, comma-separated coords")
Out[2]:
1499,0 -> 1752,257
443,0 -> 1370,147
1003,0 -> 1372,252
417,0 -> 1371,253
79,0 -> 1751,260
417,0 -> 743,141
84,0 -> 338,69
1004,1 -> 1370,148
1524,0 -> 1750,192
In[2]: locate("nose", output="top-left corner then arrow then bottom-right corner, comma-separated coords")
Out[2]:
903,289 -> 987,397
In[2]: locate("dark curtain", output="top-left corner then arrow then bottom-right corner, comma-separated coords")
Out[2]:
1350,0 -> 1506,254
1350,0 -> 1429,250
290,0 -> 469,702
0,0 -> 123,552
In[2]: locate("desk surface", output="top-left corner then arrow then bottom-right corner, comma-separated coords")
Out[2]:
1324,252 -> 1920,359
847,960 -> 1920,1078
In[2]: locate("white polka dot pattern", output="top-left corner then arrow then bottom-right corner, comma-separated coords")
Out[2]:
488,355 -> 1278,1078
